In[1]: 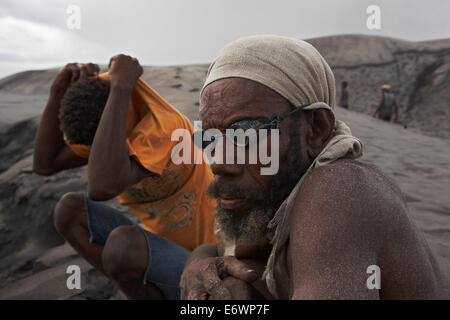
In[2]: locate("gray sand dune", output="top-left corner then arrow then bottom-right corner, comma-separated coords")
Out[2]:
0,34 -> 448,299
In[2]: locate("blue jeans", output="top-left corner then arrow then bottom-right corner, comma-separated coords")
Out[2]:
82,194 -> 190,300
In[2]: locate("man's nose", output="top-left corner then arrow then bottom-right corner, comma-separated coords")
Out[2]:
209,137 -> 242,177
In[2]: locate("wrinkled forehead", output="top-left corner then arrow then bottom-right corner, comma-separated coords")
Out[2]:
199,77 -> 291,126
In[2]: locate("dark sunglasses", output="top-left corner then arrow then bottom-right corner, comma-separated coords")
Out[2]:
192,106 -> 304,150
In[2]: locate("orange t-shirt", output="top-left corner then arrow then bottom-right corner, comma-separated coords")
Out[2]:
67,73 -> 218,251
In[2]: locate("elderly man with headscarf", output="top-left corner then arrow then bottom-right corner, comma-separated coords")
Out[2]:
180,35 -> 448,300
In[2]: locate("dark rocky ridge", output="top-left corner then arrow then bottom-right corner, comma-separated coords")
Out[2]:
308,35 -> 450,139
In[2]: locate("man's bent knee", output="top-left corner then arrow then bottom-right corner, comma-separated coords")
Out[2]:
102,225 -> 148,283
54,192 -> 86,236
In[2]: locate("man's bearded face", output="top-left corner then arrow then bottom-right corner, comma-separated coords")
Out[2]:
207,128 -> 308,241
200,78 -> 312,242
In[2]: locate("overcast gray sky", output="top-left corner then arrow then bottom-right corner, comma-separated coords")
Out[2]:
1,0 -> 449,78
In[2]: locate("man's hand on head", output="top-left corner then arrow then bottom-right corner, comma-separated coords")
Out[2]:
33,62 -> 98,176
180,255 -> 258,300
51,62 -> 100,98
108,54 -> 143,91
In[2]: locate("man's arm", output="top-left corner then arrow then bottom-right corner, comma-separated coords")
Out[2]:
87,55 -> 153,201
289,163 -> 381,300
33,64 -> 96,175
339,89 -> 348,106
393,98 -> 399,123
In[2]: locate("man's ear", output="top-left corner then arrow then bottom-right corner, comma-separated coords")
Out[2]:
303,109 -> 335,159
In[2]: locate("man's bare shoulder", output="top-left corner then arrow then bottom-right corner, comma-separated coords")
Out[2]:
287,159 -> 448,299
305,158 -> 403,197
291,158 -> 449,299
291,158 -> 411,248
299,158 -> 406,219
286,159 -> 401,298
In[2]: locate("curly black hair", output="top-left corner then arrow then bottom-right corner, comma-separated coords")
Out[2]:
59,77 -> 111,145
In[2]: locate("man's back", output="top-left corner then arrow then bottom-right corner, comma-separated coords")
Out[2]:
379,92 -> 395,118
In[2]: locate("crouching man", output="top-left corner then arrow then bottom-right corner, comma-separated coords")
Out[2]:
33,55 -> 217,299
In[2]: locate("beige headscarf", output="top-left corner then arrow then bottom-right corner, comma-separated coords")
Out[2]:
201,35 -> 363,298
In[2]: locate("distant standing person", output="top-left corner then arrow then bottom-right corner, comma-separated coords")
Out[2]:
373,84 -> 398,123
339,81 -> 349,109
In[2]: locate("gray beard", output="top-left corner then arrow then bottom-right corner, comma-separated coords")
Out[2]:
211,125 -> 308,243
214,204 -> 276,241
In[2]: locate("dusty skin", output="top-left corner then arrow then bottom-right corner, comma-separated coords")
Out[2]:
281,159 -> 448,299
